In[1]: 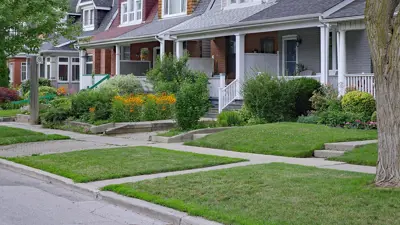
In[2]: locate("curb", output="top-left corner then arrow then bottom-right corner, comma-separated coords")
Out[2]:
0,158 -> 222,225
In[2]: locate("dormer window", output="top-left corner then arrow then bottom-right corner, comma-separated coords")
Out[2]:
226,0 -> 260,9
83,8 -> 95,31
163,0 -> 187,17
120,0 -> 142,26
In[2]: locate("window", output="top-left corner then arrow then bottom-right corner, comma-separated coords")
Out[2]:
260,38 -> 275,54
39,62 -> 45,78
21,62 -> 27,81
45,57 -> 52,79
83,8 -> 94,31
120,0 -> 142,25
282,35 -> 298,76
163,0 -> 186,17
86,55 -> 93,74
58,57 -> 69,81
72,58 -> 80,81
121,46 -> 131,60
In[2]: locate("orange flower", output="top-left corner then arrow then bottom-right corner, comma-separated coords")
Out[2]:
57,86 -> 67,96
89,107 -> 95,113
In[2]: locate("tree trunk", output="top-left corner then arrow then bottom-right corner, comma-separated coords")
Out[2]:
365,0 -> 400,187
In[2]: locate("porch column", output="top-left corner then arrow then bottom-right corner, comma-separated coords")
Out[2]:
175,40 -> 184,58
332,28 -> 337,72
159,39 -> 165,60
115,44 -> 121,75
79,50 -> 86,90
338,30 -> 347,96
235,33 -> 245,99
320,25 -> 329,84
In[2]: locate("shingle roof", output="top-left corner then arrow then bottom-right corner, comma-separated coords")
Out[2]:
326,0 -> 365,19
94,0 -> 113,8
69,0 -> 80,13
40,37 -> 77,52
116,0 -> 211,39
243,0 -> 344,22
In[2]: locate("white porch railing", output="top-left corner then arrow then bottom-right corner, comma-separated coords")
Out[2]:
208,77 -> 220,98
345,73 -> 375,97
279,75 -> 321,82
218,75 -> 237,113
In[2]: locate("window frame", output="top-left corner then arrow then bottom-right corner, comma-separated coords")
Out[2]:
86,54 -> 93,75
57,57 -> 70,82
71,57 -> 80,82
162,0 -> 187,18
120,0 -> 143,26
282,35 -> 299,77
82,7 -> 95,31
21,62 -> 27,81
45,57 -> 52,79
121,46 -> 131,60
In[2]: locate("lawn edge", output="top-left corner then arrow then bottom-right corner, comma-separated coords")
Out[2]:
0,158 -> 222,225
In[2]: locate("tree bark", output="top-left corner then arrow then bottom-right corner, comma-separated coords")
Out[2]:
365,0 -> 400,187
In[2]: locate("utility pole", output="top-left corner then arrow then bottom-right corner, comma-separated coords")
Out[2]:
29,55 -> 39,124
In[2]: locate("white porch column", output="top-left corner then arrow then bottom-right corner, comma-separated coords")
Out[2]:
115,44 -> 121,75
338,30 -> 347,96
159,39 -> 165,60
79,50 -> 86,90
320,25 -> 329,84
332,28 -> 337,72
235,33 -> 245,99
175,40 -> 184,58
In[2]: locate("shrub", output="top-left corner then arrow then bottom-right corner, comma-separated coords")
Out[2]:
147,54 -> 197,94
341,91 -> 376,117
111,95 -> 144,122
21,78 -> 52,95
318,110 -> 365,127
371,111 -> 377,122
175,74 -> 209,130
217,111 -> 244,127
243,73 -> 295,122
0,87 -> 19,103
24,86 -> 57,99
99,74 -> 144,95
237,105 -> 252,124
70,89 -> 115,122
297,114 -> 320,124
41,97 -> 72,125
310,85 -> 341,112
287,78 -> 321,116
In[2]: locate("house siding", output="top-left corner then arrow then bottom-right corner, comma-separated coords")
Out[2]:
278,28 -> 321,76
346,30 -> 372,74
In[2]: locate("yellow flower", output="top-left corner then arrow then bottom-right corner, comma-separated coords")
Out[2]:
89,107 -> 95,113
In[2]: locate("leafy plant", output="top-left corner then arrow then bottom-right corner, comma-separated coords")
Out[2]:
99,74 -> 143,95
318,110 -> 366,128
41,97 -> 72,126
371,111 -> 377,122
24,86 -> 57,99
310,85 -> 341,112
341,91 -> 376,118
0,87 -> 19,103
297,114 -> 320,124
21,78 -> 52,95
217,111 -> 244,127
287,78 -> 321,116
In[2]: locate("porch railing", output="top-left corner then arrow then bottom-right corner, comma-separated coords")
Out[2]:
218,75 -> 237,113
345,73 -> 375,97
278,75 -> 321,81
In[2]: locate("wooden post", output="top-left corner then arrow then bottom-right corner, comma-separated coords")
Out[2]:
29,56 -> 39,125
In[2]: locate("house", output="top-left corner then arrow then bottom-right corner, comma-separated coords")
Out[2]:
80,0 -> 373,111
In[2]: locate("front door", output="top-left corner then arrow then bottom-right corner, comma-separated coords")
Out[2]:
285,39 -> 297,76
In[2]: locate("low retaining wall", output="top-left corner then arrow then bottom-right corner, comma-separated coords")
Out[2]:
0,117 -> 16,122
15,114 -> 31,123
105,121 -> 176,135
152,127 -> 232,143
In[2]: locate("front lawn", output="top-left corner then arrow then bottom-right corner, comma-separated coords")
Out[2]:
103,163 -> 400,225
329,143 -> 377,166
186,123 -> 377,157
0,109 -> 20,117
8,146 -> 245,183
0,126 -> 69,146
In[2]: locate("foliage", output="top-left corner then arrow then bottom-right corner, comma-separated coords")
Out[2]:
70,89 -> 115,122
99,74 -> 144,95
0,109 -> 20,117
56,86 -> 67,96
0,63 -> 9,87
111,95 -> 144,122
287,78 -> 321,116
41,97 -> 71,126
310,85 -> 341,112
21,78 -> 52,95
341,91 -> 376,118
217,111 -> 244,127
147,54 -> 197,94
24,86 -> 57,99
237,105 -> 252,124
317,110 -> 366,128
297,114 -> 320,124
0,87 -> 19,103
175,74 -> 210,130
371,111 -> 377,122
243,73 -> 295,122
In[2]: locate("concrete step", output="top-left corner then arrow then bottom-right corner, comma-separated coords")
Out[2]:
193,133 -> 210,140
314,150 -> 345,158
325,140 -> 378,151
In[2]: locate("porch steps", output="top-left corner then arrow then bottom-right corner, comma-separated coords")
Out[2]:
314,140 -> 378,159
314,150 -> 345,158
205,100 -> 244,118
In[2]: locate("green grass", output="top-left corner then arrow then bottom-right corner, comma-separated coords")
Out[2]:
330,143 -> 378,166
0,109 -> 20,117
0,126 -> 69,146
103,163 -> 400,225
158,129 -> 185,137
8,146 -> 245,183
186,123 -> 377,157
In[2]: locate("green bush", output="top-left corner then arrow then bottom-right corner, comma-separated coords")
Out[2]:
41,97 -> 72,125
141,96 -> 159,121
24,86 -> 57,99
217,111 -> 244,127
287,78 -> 321,116
21,78 -> 52,95
318,110 -> 365,127
237,105 -> 252,124
147,54 -> 197,94
175,74 -> 209,130
371,111 -> 377,122
297,114 -> 320,124
99,74 -> 144,95
310,85 -> 341,113
243,73 -> 295,122
341,91 -> 376,117
71,89 -> 115,122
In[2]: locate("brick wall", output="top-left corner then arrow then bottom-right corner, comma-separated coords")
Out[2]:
8,58 -> 26,86
211,37 -> 227,74
245,32 -> 278,53
100,49 -> 112,74
90,49 -> 101,74
165,40 -> 173,55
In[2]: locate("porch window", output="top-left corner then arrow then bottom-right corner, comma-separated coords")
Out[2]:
83,8 -> 94,31
86,55 -> 93,74
120,0 -> 142,26
163,0 -> 187,17
21,62 -> 27,81
260,38 -> 275,54
282,35 -> 298,76
45,57 -> 52,79
58,57 -> 69,81
72,57 -> 80,81
121,46 -> 131,60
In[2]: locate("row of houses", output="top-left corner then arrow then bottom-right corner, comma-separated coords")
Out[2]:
8,0 -> 374,111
